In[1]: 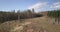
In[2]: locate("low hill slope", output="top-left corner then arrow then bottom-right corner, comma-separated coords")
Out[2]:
0,16 -> 60,32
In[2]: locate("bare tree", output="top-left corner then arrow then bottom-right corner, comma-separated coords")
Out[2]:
32,8 -> 34,13
17,10 -> 20,21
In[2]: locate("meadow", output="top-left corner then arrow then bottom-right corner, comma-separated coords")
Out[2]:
0,9 -> 60,32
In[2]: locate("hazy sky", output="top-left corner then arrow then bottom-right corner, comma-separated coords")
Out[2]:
0,0 -> 60,12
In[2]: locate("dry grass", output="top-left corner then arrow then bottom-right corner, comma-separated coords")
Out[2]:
22,16 -> 60,32
0,16 -> 60,32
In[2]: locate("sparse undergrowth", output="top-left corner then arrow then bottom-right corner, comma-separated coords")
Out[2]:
0,16 -> 60,32
47,10 -> 60,24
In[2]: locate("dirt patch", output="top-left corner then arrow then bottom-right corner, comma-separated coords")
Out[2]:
23,21 -> 48,32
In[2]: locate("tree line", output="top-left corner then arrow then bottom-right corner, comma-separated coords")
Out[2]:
0,9 -> 43,23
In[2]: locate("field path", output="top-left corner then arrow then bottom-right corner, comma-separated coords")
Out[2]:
10,21 -> 32,32
11,16 -> 49,32
12,16 -> 60,32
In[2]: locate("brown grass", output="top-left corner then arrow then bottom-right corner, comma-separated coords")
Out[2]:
0,16 -> 60,32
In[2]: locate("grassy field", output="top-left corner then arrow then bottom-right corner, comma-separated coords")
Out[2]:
0,10 -> 60,32
0,16 -> 60,32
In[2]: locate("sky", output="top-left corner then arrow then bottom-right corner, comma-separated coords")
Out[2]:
0,0 -> 60,12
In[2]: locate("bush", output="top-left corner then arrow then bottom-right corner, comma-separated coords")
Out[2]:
48,10 -> 60,18
47,10 -> 60,24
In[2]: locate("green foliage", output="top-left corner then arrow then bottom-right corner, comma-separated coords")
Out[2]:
48,10 -> 60,18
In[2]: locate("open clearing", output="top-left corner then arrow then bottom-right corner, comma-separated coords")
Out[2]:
0,16 -> 60,32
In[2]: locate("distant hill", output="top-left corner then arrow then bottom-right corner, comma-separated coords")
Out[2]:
39,11 -> 48,16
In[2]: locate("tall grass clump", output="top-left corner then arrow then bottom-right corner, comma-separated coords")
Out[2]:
48,10 -> 60,24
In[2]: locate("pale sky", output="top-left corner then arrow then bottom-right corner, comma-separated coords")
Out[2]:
0,0 -> 60,12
